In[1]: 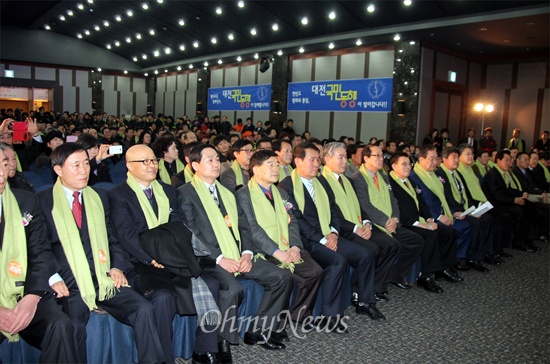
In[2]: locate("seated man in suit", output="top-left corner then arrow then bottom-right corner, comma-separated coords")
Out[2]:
471,150 -> 491,180
435,147 -> 491,272
527,152 -> 549,193
279,142 -> 386,327
0,147 -> 77,363
109,144 -> 222,364
350,145 -> 424,290
319,142 -> 399,302
178,144 -> 292,351
38,143 -> 165,363
171,141 -> 201,189
235,150 -> 324,330
273,139 -> 294,182
388,152 -> 462,293
409,145 -> 474,273
220,139 -> 254,192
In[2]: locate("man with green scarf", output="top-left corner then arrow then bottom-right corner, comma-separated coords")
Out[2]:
435,147 -> 491,272
471,150 -> 491,181
178,144 -> 292,352
171,141 -> 200,189
0,147 -> 77,363
38,143 -> 165,363
273,139 -> 294,182
351,145 -> 424,290
220,139 -> 254,192
236,150 -> 324,332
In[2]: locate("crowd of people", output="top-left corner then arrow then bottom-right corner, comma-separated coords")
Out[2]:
0,108 -> 549,364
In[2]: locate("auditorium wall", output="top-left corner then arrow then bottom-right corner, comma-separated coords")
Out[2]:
154,71 -> 198,119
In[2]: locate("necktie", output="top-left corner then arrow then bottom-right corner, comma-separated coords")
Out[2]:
144,188 -> 153,200
210,185 -> 220,207
403,180 -> 409,188
373,174 -> 379,189
265,190 -> 273,201
283,166 -> 290,177
338,175 -> 345,191
469,138 -> 473,146
451,172 -> 465,204
307,180 -> 315,202
72,191 -> 82,229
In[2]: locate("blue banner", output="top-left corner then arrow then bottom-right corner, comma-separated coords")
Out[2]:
208,84 -> 271,111
288,78 -> 393,112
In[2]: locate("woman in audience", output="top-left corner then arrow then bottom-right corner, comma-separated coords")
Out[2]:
77,133 -> 113,185
137,130 -> 153,146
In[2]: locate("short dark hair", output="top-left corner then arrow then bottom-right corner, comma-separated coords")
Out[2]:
458,143 -> 474,155
77,133 -> 99,150
441,147 -> 460,159
230,139 -> 253,156
256,137 -> 272,148
188,144 -> 217,165
271,139 -> 291,153
213,135 -> 227,146
476,150 -> 489,158
308,137 -> 322,146
249,150 -> 278,176
183,141 -> 201,157
45,130 -> 65,144
389,152 -> 409,167
417,145 -> 437,159
152,134 -> 176,158
361,145 -> 378,160
346,143 -> 364,159
495,149 -> 511,162
294,142 -> 319,160
51,142 -> 88,167
516,152 -> 529,160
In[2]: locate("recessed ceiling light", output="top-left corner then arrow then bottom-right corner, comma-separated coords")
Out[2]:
277,50 -> 283,56
238,1 -> 245,8
94,25 -> 100,31
254,53 -> 259,59
393,34 -> 401,41
211,37 -> 217,44
106,44 -> 111,49
124,70 -> 128,74
328,11 -> 336,20
97,68 -> 102,72
216,7 -> 222,15
328,42 -> 334,49
237,56 -> 242,61
189,64 -> 193,69
164,47 -> 171,54
136,33 -> 142,39
153,50 -> 160,57
103,21 -> 110,27
84,30 -> 90,35
250,28 -> 257,35
77,33 -> 83,39
115,15 -> 122,22
193,41 -> 199,48
157,0 -> 164,3
77,3 -> 84,10
144,73 -> 148,76
154,70 -> 159,74
67,10 -> 74,16
356,39 -> 362,46
126,37 -> 132,43
228,33 -> 234,40
301,17 -> 308,25
409,41 -> 416,45
115,41 -> 120,46
367,4 -> 375,13
164,69 -> 168,73
399,49 -> 403,53
87,0 -> 93,3
177,66 -> 182,71
404,0 -> 412,6
132,56 -> 138,62
272,24 -> 278,31
204,61 -> 209,66
179,19 -> 185,26
142,54 -> 148,59
142,3 -> 149,10
397,58 -> 401,62
127,10 -> 133,16
179,44 -> 185,51
149,29 -> 155,35
59,15 -> 66,21
299,47 -> 305,53
218,59 -> 223,64
44,25 -> 51,30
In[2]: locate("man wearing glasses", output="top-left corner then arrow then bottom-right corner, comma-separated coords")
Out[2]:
221,139 -> 255,192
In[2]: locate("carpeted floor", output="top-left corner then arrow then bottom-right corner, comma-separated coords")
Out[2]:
180,241 -> 549,364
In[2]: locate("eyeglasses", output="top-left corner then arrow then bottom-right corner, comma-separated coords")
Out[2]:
370,153 -> 383,158
398,162 -> 412,167
129,158 -> 160,165
240,148 -> 254,153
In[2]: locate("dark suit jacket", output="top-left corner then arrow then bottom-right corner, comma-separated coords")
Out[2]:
458,137 -> 478,155
434,168 -> 466,213
220,165 -> 249,192
409,170 -> 445,220
1,189 -> 50,297
388,177 -> 432,228
235,185 -> 303,255
37,187 -> 130,290
278,176 -> 341,248
528,164 -> 549,192
480,167 -> 523,209
512,166 -> 544,195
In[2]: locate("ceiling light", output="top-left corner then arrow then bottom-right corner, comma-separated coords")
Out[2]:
142,54 -> 148,59
237,56 -> 242,61
87,0 -> 93,3
216,7 -> 222,15
59,15 -> 66,21
204,61 -> 209,66
103,21 -> 110,27
127,10 -> 133,16
393,34 -> 401,41
250,28 -> 257,35
77,3 -> 84,10
178,19 -> 185,26
153,50 -> 160,57
44,25 -> 51,30
404,0 -> 412,6
136,33 -> 142,39
193,41 -> 199,48
238,1 -> 245,8
97,68 -> 102,72
77,33 -> 83,39
277,50 -> 283,56
272,24 -> 278,31
142,3 -> 149,10
409,41 -> 416,45
356,39 -> 362,46
132,56 -> 138,62
149,29 -> 155,35
144,73 -> 148,76
164,69 -> 168,73
124,70 -> 128,74
254,53 -> 259,59
328,43 -> 334,49
399,49 -> 403,53
164,47 -> 171,54
157,0 -> 164,3
367,4 -> 375,13
211,37 -> 217,44
301,17 -> 308,25
218,59 -> 223,64
115,15 -> 122,22
299,47 -> 305,53
106,44 -> 111,49
84,30 -> 90,35
329,11 -> 336,20
179,44 -> 185,51
228,33 -> 234,40
67,10 -> 74,16
126,37 -> 132,43
154,70 -> 159,74
115,41 -> 120,46
177,66 -> 182,71
189,64 -> 193,69
94,25 -> 100,31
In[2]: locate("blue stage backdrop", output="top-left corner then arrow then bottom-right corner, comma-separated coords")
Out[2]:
288,78 -> 393,112
208,84 -> 272,111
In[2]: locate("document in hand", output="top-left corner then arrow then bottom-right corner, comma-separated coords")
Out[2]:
459,206 -> 475,218
471,201 -> 493,218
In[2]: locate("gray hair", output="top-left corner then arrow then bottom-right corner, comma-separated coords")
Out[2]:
321,141 -> 347,161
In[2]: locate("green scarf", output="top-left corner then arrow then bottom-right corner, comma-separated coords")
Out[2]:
158,158 -> 184,184
389,171 -> 425,224
439,166 -> 468,210
231,160 -> 245,187
190,175 -> 241,267
278,164 -> 293,182
487,160 -> 495,170
15,153 -> 22,173
248,178 -> 302,271
539,161 -> 550,183
125,172 -> 170,228
51,179 -> 115,311
321,166 -> 362,225
474,160 -> 488,177
183,164 -> 194,183
359,165 -> 393,233
0,184 -> 27,342
291,169 -> 331,236
458,162 -> 487,202
493,165 -> 521,191
413,163 -> 453,220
